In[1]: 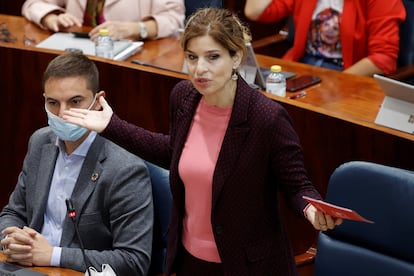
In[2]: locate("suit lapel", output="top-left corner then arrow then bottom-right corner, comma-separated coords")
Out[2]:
293,0 -> 317,57
341,0 -> 357,68
31,143 -> 59,231
212,79 -> 251,209
60,135 -> 105,247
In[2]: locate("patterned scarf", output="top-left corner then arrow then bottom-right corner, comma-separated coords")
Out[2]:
83,0 -> 106,27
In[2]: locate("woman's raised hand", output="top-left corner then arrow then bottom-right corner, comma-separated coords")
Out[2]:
63,95 -> 113,133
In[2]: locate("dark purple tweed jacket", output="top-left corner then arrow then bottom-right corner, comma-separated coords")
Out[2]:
102,78 -> 322,276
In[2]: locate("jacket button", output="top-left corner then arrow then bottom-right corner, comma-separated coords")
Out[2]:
214,225 -> 223,235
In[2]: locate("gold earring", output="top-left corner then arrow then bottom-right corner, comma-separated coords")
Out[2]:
231,69 -> 238,81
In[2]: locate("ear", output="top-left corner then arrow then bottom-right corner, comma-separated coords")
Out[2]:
95,91 -> 106,110
232,50 -> 243,69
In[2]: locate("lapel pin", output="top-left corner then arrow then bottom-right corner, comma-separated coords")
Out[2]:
91,172 -> 99,182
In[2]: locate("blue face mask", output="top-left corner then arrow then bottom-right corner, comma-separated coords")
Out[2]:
45,95 -> 96,141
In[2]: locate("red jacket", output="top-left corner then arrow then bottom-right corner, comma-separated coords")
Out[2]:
258,0 -> 406,74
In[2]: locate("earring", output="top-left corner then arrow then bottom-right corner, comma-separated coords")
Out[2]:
231,69 -> 238,81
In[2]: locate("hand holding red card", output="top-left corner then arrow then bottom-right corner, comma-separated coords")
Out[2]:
303,196 -> 374,223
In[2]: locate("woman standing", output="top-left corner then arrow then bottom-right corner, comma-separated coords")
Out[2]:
63,8 -> 342,275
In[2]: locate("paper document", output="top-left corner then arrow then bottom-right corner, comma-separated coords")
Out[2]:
113,41 -> 143,61
36,33 -> 143,61
303,196 -> 374,223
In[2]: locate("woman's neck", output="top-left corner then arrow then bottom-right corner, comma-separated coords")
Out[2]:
203,79 -> 237,108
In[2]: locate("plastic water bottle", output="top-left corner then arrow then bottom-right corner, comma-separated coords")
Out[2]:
266,65 -> 286,97
95,29 -> 114,59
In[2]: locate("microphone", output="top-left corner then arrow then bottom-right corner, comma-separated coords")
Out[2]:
65,198 -> 93,276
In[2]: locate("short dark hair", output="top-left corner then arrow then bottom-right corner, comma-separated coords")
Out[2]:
42,52 -> 99,94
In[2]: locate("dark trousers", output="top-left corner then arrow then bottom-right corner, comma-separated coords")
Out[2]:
175,245 -> 224,276
300,53 -> 344,71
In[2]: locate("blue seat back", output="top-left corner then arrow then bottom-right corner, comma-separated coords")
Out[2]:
315,161 -> 414,276
145,162 -> 172,276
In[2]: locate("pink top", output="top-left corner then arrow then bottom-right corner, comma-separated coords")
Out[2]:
179,97 -> 232,263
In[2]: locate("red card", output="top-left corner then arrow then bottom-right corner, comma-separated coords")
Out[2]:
303,196 -> 374,223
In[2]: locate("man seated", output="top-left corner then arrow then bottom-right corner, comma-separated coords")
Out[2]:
0,52 -> 153,275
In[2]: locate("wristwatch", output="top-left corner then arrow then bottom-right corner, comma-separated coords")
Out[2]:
138,22 -> 148,39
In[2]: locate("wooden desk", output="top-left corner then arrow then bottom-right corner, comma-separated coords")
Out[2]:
0,252 -> 83,275
2,14 -> 414,275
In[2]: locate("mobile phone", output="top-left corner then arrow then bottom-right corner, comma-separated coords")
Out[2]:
286,75 -> 321,92
72,32 -> 90,39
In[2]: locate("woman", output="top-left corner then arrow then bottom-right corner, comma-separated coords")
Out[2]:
63,8 -> 342,275
21,0 -> 185,40
244,0 -> 406,76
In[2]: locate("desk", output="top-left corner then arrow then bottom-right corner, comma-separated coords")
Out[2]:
0,252 -> 83,275
2,14 -> 414,275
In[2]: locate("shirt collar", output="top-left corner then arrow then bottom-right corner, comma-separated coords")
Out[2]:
54,131 -> 98,157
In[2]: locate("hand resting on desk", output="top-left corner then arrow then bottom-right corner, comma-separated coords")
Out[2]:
41,13 -> 82,32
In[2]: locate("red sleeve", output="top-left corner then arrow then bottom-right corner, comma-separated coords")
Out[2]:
257,0 -> 293,23
365,0 -> 406,74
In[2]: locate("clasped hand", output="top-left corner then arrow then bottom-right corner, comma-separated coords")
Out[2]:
1,226 -> 53,267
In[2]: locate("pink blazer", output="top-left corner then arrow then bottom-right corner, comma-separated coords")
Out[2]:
22,0 -> 185,39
